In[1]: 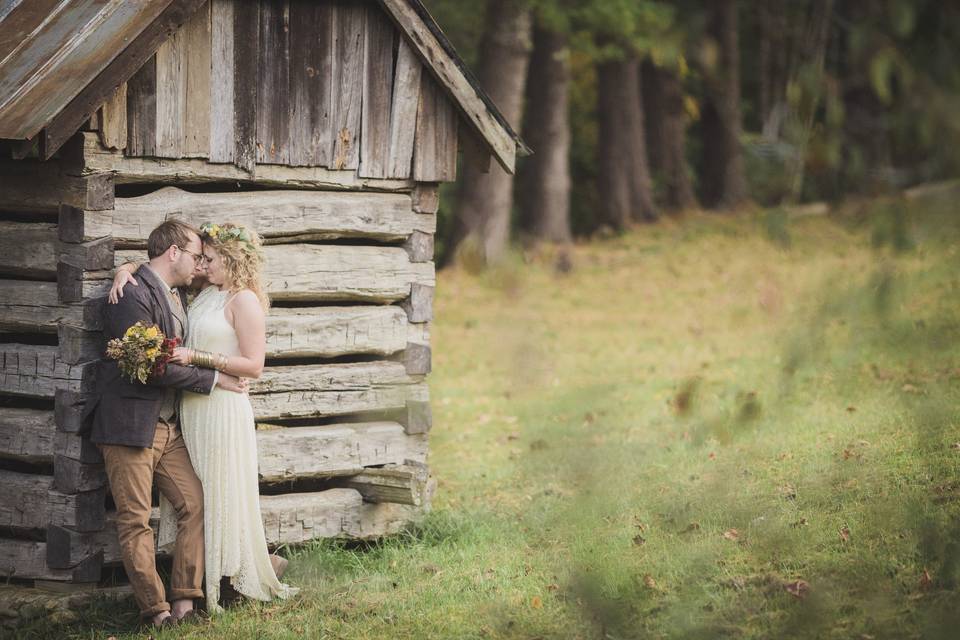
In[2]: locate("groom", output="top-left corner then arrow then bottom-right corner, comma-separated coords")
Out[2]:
82,221 -> 246,627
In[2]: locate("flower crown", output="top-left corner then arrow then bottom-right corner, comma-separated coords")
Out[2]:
199,223 -> 260,253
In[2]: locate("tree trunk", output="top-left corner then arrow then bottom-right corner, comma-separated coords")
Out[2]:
640,59 -> 664,175
517,26 -> 572,244
597,55 -> 657,229
700,0 -> 748,210
448,0 -> 532,265
656,64 -> 697,211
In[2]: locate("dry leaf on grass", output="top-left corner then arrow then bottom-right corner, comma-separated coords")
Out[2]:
633,535 -> 646,546
783,579 -> 810,599
839,526 -> 851,543
531,596 -> 543,609
919,569 -> 933,591
722,529 -> 740,541
643,574 -> 657,589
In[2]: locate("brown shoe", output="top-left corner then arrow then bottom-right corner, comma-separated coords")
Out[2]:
173,609 -> 208,625
269,554 -> 289,579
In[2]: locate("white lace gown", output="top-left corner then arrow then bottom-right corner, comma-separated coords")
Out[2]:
177,286 -> 296,611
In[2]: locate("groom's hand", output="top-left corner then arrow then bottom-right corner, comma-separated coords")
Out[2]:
217,373 -> 248,394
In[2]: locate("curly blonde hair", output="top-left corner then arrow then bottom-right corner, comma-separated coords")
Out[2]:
201,222 -> 270,311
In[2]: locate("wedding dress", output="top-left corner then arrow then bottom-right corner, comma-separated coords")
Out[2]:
171,286 -> 296,611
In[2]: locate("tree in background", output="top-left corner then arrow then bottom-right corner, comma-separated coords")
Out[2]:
583,1 -> 674,228
447,0 -> 532,265
698,0 -> 747,209
517,18 -> 573,245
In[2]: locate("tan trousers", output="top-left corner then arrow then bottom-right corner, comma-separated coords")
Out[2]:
99,423 -> 204,618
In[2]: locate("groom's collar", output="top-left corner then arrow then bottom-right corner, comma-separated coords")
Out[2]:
141,264 -> 177,294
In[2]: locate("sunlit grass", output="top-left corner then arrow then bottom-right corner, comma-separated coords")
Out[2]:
15,194 -> 960,639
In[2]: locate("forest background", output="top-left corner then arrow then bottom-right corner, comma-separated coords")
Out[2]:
424,0 -> 960,264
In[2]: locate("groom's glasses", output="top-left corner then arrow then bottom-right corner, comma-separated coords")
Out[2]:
176,246 -> 205,266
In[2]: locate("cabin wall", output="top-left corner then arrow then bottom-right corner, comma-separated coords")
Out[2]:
0,121 -> 448,582
97,0 -> 458,183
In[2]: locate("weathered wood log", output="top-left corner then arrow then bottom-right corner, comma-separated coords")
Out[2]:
0,470 -> 104,532
56,263 -> 111,303
412,183 -> 440,214
256,422 -> 408,483
249,361 -> 426,421
54,431 -> 102,465
54,456 -> 107,494
403,230 -> 434,263
335,463 -> 430,506
0,161 -> 114,212
0,408 -> 55,464
0,345 -> 95,399
47,509 -> 162,569
404,399 -> 432,434
55,390 -> 90,434
69,132 -> 414,191
0,281 -> 101,333
58,325 -> 105,365
114,245 -> 436,303
401,342 -> 431,375
0,222 -> 57,278
265,306 -> 408,359
0,538 -> 101,582
0,222 -> 113,278
400,283 -> 434,322
0,407 -> 99,465
62,187 -> 431,244
260,489 -> 420,545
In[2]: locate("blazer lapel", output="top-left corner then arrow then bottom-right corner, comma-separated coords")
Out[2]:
139,266 -> 176,337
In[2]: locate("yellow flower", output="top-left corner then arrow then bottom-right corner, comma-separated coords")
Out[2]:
145,326 -> 159,339
146,347 -> 159,359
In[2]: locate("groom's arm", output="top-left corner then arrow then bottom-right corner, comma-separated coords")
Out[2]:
104,285 -> 216,395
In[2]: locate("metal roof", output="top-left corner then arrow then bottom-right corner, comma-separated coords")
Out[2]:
0,0 -> 171,140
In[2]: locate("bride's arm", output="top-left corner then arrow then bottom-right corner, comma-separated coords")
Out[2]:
107,261 -> 144,304
181,290 -> 265,379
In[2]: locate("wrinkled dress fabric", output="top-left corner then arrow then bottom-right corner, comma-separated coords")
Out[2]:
162,286 -> 296,611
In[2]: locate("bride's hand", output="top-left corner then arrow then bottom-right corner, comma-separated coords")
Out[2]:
169,347 -> 192,365
108,270 -> 138,304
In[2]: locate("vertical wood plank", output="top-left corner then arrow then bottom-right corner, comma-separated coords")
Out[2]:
358,4 -> 395,178
155,29 -> 186,158
288,0 -> 333,167
386,39 -> 421,178
256,0 -> 290,165
209,0 -> 235,163
182,0 -> 212,157
413,73 -> 458,182
331,0 -> 365,171
126,55 -> 157,157
233,0 -> 260,172
98,82 -> 127,151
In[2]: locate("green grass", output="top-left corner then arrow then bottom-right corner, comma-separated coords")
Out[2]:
12,194 -> 960,639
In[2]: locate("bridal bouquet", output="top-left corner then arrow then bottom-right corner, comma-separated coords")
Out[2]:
105,322 -> 181,383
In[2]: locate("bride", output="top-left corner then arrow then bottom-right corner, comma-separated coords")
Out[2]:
110,222 -> 296,612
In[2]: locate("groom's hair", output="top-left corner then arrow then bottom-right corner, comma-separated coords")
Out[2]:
147,220 -> 201,259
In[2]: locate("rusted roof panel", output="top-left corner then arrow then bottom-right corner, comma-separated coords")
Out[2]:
0,0 -> 172,140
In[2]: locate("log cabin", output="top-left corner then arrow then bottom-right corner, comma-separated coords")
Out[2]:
0,0 -> 524,586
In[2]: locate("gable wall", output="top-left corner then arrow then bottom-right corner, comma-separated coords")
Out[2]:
97,0 -> 457,183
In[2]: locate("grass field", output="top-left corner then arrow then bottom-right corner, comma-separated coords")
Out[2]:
13,192 -> 960,639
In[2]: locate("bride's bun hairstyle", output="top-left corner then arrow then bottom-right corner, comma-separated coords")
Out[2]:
199,222 -> 270,311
